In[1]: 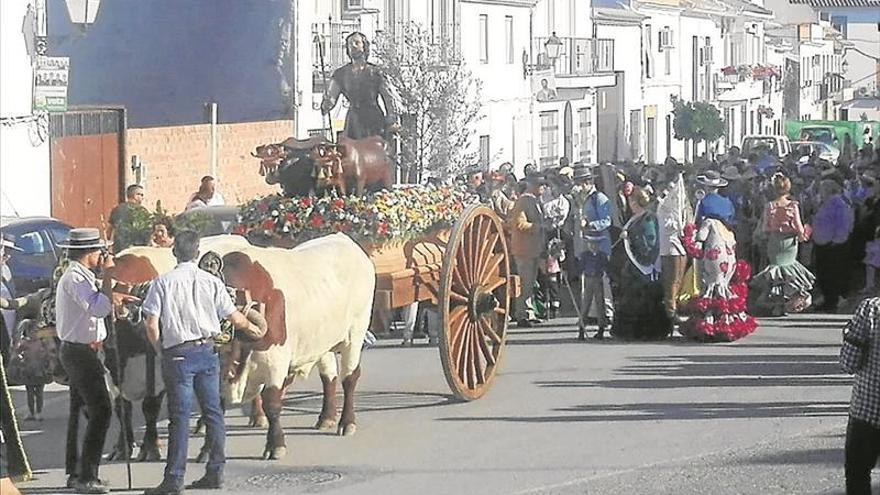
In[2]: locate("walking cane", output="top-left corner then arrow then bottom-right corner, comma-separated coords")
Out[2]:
314,33 -> 335,143
99,216 -> 133,491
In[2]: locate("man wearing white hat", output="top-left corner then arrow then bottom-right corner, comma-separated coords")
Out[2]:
55,228 -> 133,494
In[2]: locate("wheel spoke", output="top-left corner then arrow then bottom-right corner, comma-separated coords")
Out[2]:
475,322 -> 496,367
479,317 -> 503,345
464,323 -> 476,389
452,264 -> 468,292
470,217 -> 491,282
474,229 -> 499,285
493,306 -> 507,316
471,325 -> 485,384
449,305 -> 467,327
449,290 -> 469,305
451,317 -> 469,374
479,253 -> 505,285
459,228 -> 474,288
482,275 -> 507,293
458,323 -> 472,385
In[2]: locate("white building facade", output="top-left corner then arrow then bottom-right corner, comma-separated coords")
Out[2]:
0,0 -> 51,217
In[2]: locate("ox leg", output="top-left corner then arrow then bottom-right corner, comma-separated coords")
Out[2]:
108,398 -> 135,461
339,365 -> 361,437
316,375 -> 339,431
137,392 -> 164,462
261,386 -> 287,460
249,395 -> 268,428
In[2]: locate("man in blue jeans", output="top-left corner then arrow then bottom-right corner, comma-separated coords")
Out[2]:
141,231 -> 265,495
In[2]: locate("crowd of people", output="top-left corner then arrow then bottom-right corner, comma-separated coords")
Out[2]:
462,136 -> 880,342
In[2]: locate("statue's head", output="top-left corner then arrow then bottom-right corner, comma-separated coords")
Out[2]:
345,32 -> 370,62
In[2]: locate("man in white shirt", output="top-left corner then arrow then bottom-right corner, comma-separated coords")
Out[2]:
655,162 -> 693,321
141,231 -> 264,495
55,228 -> 132,494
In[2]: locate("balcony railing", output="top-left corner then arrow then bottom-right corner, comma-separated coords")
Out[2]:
531,37 -> 614,76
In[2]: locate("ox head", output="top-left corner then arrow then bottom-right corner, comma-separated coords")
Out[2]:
310,143 -> 347,183
252,143 -> 290,177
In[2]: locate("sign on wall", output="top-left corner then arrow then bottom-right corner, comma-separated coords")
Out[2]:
33,56 -> 69,112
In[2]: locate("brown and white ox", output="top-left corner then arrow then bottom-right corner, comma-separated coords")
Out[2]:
108,239 -> 263,462
112,234 -> 375,461
210,233 -> 375,459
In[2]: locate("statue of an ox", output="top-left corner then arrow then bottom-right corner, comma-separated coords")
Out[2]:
253,135 -> 393,197
110,233 -> 375,460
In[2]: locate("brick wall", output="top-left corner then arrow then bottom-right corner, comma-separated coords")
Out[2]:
126,120 -> 294,213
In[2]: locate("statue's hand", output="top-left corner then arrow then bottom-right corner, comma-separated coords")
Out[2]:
387,122 -> 401,134
320,99 -> 334,114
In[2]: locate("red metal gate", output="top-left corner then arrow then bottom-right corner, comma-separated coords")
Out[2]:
49,108 -> 126,229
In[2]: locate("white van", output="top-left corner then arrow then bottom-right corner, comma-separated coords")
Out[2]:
740,135 -> 792,159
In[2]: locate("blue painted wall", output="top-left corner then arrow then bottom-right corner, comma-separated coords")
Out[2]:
47,0 -> 295,128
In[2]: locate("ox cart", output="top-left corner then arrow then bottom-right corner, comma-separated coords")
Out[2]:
251,202 -> 516,401
250,138 -> 518,401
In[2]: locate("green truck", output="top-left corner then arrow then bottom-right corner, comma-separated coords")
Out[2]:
784,120 -> 880,149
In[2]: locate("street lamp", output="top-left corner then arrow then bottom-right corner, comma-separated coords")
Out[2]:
545,32 -> 563,61
64,0 -> 101,28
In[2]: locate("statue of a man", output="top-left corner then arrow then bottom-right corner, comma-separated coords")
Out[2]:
320,32 -> 400,140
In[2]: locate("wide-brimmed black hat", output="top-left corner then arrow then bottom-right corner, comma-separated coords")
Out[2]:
695,170 -> 728,188
572,164 -> 594,181
57,228 -> 109,250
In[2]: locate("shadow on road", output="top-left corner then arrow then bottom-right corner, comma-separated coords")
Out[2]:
438,400 -> 849,423
536,375 -> 851,389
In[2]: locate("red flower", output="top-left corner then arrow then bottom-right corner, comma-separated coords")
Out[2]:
232,224 -> 247,235
332,198 -> 345,210
309,214 -> 324,228
300,197 -> 312,208
284,212 -> 296,223
261,219 -> 276,231
733,260 -> 752,283
713,297 -> 729,314
256,202 -> 269,212
377,221 -> 390,236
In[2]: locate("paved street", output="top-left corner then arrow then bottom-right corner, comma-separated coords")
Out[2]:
12,312 -> 878,495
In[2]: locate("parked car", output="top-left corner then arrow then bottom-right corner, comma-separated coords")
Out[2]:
0,216 -> 72,297
740,135 -> 792,160
791,141 -> 840,164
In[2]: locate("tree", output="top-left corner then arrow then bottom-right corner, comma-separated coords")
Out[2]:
374,24 -> 483,182
671,96 -> 725,161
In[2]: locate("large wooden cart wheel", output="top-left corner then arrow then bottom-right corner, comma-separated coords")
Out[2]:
438,204 -> 511,401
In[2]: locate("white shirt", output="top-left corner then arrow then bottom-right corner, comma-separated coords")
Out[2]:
656,175 -> 692,257
55,261 -> 111,344
141,261 -> 236,349
1,264 -> 15,341
185,191 -> 225,211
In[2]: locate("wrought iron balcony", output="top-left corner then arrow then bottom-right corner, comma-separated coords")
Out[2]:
528,37 -> 614,77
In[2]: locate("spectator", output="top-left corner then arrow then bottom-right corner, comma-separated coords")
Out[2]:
839,297 -> 880,494
812,179 -> 855,312
108,184 -> 149,252
185,176 -> 225,211
149,216 -> 176,248
509,173 -> 547,327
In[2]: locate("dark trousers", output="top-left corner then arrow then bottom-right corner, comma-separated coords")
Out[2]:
815,242 -> 849,309
845,416 -> 880,495
61,343 -> 112,482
